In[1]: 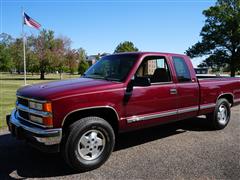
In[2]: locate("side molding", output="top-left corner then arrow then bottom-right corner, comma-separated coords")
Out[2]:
127,106 -> 199,124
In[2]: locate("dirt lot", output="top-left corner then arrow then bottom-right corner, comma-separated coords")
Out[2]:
0,106 -> 239,179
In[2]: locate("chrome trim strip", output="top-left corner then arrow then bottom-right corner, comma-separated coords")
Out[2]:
62,106 -> 120,126
151,81 -> 174,85
17,104 -> 52,117
200,103 -> 216,110
178,106 -> 199,114
127,110 -> 177,123
9,109 -> 62,145
17,95 -> 47,103
234,98 -> 240,103
127,106 -> 199,123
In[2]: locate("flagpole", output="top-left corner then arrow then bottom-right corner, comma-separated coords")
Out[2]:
22,7 -> 27,85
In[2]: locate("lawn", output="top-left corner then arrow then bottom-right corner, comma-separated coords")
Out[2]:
0,73 -> 80,128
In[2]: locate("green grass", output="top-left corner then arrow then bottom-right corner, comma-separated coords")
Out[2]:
0,73 -> 80,128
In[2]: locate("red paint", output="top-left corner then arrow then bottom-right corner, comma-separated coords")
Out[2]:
16,52 -> 240,131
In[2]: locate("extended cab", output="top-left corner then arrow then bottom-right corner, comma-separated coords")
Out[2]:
6,52 -> 240,171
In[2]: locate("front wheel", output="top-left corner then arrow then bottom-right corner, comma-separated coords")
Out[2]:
206,98 -> 231,130
62,117 -> 115,172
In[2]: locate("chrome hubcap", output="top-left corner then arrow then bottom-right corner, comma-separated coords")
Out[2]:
217,104 -> 228,125
78,130 -> 106,161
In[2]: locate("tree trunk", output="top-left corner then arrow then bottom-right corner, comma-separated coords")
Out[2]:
230,57 -> 236,77
40,70 -> 45,80
230,68 -> 236,77
60,72 -> 63,80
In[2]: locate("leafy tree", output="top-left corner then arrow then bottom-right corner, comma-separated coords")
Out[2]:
10,38 -> 23,74
78,60 -> 89,75
78,48 -> 89,75
186,0 -> 240,77
0,33 -> 14,72
51,37 -> 71,79
0,33 -> 14,46
26,35 -> 39,75
114,41 -> 139,53
34,29 -> 56,80
0,44 -> 13,71
66,49 -> 78,74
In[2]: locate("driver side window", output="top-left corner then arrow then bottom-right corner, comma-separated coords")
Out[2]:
136,56 -> 171,83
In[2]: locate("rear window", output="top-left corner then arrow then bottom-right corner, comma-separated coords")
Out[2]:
172,57 -> 191,82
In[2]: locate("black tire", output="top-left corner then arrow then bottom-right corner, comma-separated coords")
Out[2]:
206,98 -> 231,130
61,116 -> 115,172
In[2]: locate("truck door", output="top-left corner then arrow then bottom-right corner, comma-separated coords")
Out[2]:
171,56 -> 199,120
124,56 -> 178,127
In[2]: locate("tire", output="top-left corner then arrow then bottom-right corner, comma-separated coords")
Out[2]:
206,98 -> 231,130
61,116 -> 115,172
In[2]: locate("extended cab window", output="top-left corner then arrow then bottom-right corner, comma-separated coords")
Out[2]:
173,57 -> 191,82
136,56 -> 171,83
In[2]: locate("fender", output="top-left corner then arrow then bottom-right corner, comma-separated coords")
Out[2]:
61,105 -> 120,126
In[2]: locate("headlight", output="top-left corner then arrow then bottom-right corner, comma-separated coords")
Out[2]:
29,115 -> 53,127
29,115 -> 43,124
29,101 -> 52,113
29,101 -> 43,111
29,101 -> 53,127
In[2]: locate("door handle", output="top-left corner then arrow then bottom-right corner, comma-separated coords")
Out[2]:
170,88 -> 177,95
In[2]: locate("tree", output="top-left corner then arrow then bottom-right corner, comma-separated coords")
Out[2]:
34,29 -> 56,80
66,49 -> 78,74
0,33 -> 14,72
78,48 -> 89,75
9,38 -> 23,74
51,37 -> 71,79
186,0 -> 240,77
0,44 -> 13,71
114,41 -> 139,53
0,33 -> 14,46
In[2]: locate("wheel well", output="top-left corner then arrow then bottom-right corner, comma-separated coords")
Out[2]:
218,94 -> 233,106
62,108 -> 119,134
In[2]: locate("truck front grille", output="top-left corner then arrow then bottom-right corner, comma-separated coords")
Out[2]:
17,97 -> 28,107
18,109 -> 29,120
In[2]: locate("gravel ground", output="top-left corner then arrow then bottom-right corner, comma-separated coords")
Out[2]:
0,106 -> 239,180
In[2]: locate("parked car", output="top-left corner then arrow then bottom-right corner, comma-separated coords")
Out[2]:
7,52 -> 240,171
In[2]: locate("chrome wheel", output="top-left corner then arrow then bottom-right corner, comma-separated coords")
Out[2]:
217,104 -> 228,125
78,130 -> 106,161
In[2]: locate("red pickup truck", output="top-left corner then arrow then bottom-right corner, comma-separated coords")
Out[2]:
7,52 -> 240,171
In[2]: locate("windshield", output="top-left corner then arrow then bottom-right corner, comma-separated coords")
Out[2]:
83,54 -> 138,82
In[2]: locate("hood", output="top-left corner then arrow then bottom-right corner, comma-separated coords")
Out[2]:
17,77 -> 123,101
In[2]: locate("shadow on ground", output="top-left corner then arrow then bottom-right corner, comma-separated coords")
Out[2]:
0,116 -> 212,179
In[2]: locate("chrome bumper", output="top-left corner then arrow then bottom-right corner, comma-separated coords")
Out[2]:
7,109 -> 62,146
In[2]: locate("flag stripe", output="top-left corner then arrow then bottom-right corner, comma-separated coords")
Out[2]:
29,20 -> 41,28
24,12 -> 41,29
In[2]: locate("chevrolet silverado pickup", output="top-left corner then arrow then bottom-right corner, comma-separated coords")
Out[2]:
6,52 -> 240,171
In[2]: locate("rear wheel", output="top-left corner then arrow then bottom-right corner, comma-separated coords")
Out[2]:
61,116 -> 115,172
206,98 -> 231,130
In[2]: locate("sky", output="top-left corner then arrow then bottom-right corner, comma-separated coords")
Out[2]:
0,0 -> 216,67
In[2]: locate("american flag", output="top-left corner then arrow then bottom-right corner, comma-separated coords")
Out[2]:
24,12 -> 41,30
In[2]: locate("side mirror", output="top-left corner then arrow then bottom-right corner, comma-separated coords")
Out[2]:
125,76 -> 151,99
126,76 -> 150,94
133,77 -> 151,87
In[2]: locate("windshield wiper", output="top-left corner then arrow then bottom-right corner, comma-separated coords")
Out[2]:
104,76 -> 120,82
83,73 -> 120,82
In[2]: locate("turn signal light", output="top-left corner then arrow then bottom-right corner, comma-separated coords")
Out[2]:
43,103 -> 52,113
43,117 -> 53,127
